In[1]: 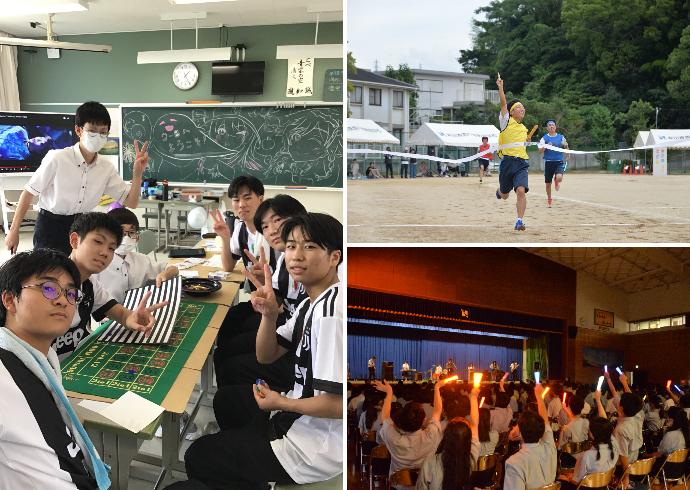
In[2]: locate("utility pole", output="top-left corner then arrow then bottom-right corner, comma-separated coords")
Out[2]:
656,107 -> 660,128
373,59 -> 379,71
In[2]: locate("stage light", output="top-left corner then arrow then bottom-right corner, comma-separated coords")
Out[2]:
535,371 -> 540,384
616,367 -> 623,375
541,387 -> 550,398
597,376 -> 604,391
474,373 -> 483,387
480,397 -> 485,408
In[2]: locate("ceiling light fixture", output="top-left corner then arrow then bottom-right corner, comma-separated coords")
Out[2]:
0,0 -> 88,16
137,14 -> 232,64
0,13 -> 111,53
275,11 -> 342,60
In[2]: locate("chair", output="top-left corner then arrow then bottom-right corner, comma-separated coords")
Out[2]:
473,453 -> 500,489
612,457 -> 656,490
532,482 -> 561,490
650,426 -> 670,452
558,440 -> 592,472
369,445 -> 390,490
573,466 -> 615,490
136,229 -> 157,260
388,468 -> 420,490
651,448 -> 690,490
360,430 -> 378,473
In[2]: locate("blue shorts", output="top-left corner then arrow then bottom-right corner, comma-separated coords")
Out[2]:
499,156 -> 530,194
544,161 -> 564,183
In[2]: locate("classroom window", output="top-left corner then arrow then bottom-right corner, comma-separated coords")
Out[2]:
672,316 -> 685,326
352,86 -> 363,104
393,91 -> 403,107
369,88 -> 382,106
633,315 -> 685,331
464,83 -> 483,101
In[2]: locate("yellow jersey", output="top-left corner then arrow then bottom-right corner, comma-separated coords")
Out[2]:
498,116 -> 529,160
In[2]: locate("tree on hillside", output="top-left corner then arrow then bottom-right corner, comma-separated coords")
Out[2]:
347,51 -> 357,117
383,63 -> 419,108
667,25 -> 690,101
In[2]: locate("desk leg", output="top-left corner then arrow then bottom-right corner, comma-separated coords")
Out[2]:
165,210 -> 171,251
156,205 -> 162,251
154,411 -> 181,490
102,432 -> 120,490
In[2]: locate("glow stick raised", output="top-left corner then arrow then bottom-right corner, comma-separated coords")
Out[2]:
563,392 -> 567,404
534,371 -> 540,384
667,380 -> 672,389
480,397 -> 485,408
474,372 -> 483,387
446,375 -> 458,382
503,372 -> 510,380
597,376 -> 605,391
604,365 -> 607,373
616,367 -> 623,375
541,387 -> 550,398
675,385 -> 682,392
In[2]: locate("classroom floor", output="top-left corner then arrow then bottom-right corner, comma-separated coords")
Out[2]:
0,228 -> 252,488
347,173 -> 690,243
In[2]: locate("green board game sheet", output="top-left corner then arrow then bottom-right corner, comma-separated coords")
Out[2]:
61,301 -> 218,405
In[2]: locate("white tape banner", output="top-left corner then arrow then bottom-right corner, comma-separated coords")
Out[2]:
347,138 -> 690,165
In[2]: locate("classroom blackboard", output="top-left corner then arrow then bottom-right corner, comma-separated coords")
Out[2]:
323,69 -> 343,102
120,105 -> 342,188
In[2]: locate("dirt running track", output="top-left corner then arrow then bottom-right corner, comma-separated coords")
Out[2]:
347,173 -> 690,243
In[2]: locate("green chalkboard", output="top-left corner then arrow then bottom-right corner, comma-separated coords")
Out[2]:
121,105 -> 342,188
323,69 -> 343,102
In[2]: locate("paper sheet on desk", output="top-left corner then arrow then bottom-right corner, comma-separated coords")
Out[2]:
78,400 -> 111,413
179,270 -> 199,277
98,391 -> 165,433
204,255 -> 224,268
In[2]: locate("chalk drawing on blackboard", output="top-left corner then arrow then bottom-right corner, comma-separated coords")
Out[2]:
121,106 -> 342,186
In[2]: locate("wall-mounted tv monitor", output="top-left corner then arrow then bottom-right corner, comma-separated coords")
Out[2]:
0,111 -> 77,173
212,61 -> 265,95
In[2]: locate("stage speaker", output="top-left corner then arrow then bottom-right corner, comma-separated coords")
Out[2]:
534,361 -> 541,371
483,370 -> 490,380
382,362 -> 394,381
568,326 -> 578,338
415,372 -> 423,381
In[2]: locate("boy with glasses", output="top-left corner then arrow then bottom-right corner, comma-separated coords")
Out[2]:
0,248 -> 111,489
5,101 -> 151,255
54,212 -> 167,361
94,207 -> 178,303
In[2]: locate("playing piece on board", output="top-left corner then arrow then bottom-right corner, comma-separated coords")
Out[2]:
97,277 -> 182,344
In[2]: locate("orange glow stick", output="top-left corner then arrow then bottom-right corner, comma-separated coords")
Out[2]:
667,380 -> 672,389
541,387 -> 550,399
480,397 -> 485,408
446,375 -> 458,382
563,392 -> 567,404
474,373 -> 483,387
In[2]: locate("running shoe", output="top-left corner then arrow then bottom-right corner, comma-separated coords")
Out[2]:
496,189 -> 502,199
555,182 -> 560,191
548,199 -> 552,208
479,180 -> 483,184
514,219 -> 526,231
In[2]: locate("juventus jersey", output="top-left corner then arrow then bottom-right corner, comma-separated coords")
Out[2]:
271,282 -> 343,484
0,348 -> 97,489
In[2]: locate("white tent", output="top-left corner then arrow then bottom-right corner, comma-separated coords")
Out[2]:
346,118 -> 400,144
406,123 -> 499,147
633,131 -> 650,148
647,129 -> 690,149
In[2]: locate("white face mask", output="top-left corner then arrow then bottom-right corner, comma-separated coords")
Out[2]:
114,236 -> 137,255
81,130 -> 107,153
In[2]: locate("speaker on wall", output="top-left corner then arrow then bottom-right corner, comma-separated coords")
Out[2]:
568,326 -> 578,338
382,362 -> 394,381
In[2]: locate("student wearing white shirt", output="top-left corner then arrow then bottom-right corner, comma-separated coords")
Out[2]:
557,395 -> 590,466
558,417 -> 618,490
94,208 -> 178,303
642,406 -> 690,483
5,102 -> 150,255
611,374 -> 645,488
490,391 -> 514,432
644,396 -> 664,432
179,213 -> 343,489
0,249 -> 110,489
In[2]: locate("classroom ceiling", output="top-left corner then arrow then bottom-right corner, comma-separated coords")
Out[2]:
521,247 -> 690,294
0,0 -> 342,38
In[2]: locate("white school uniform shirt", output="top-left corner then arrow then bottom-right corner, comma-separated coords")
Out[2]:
94,251 -> 170,304
663,398 -> 676,410
379,417 -> 443,477
614,409 -> 644,463
479,430 -> 500,456
657,428 -> 687,456
416,437 -> 480,490
572,438 -> 619,484
348,393 -> 365,411
644,410 -> 664,432
271,282 -> 342,484
504,425 -> 557,490
558,418 -> 590,456
548,397 -> 563,431
25,143 -> 129,214
490,406 -> 513,432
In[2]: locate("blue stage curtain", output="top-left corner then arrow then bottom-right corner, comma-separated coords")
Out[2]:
347,322 -> 523,380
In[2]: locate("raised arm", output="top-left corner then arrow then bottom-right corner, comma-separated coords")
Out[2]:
469,386 -> 480,438
497,72 -> 507,117
595,389 -> 607,419
605,371 -> 617,397
373,380 -> 393,422
210,209 -> 239,272
431,379 -> 445,420
245,264 -> 288,364
500,374 -> 507,392
619,373 -> 631,394
534,383 -> 549,426
667,385 -> 680,405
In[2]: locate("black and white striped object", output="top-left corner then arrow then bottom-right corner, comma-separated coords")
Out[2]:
96,277 -> 182,344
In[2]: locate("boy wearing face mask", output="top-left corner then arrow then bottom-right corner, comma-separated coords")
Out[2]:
5,101 -> 151,256
94,208 -> 178,304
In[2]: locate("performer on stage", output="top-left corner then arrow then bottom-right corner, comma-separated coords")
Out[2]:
368,356 -> 377,380
490,360 -> 499,381
446,358 -> 456,376
402,361 -> 409,371
510,360 -> 520,381
468,362 -> 475,381
435,365 -> 442,379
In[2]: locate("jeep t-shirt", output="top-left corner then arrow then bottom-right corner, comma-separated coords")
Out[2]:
52,276 -> 118,362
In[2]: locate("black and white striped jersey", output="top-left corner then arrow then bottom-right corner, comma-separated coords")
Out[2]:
0,348 -> 97,489
272,254 -> 309,323
270,282 -> 343,484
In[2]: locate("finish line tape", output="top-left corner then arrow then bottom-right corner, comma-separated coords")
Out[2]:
347,138 -> 690,165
